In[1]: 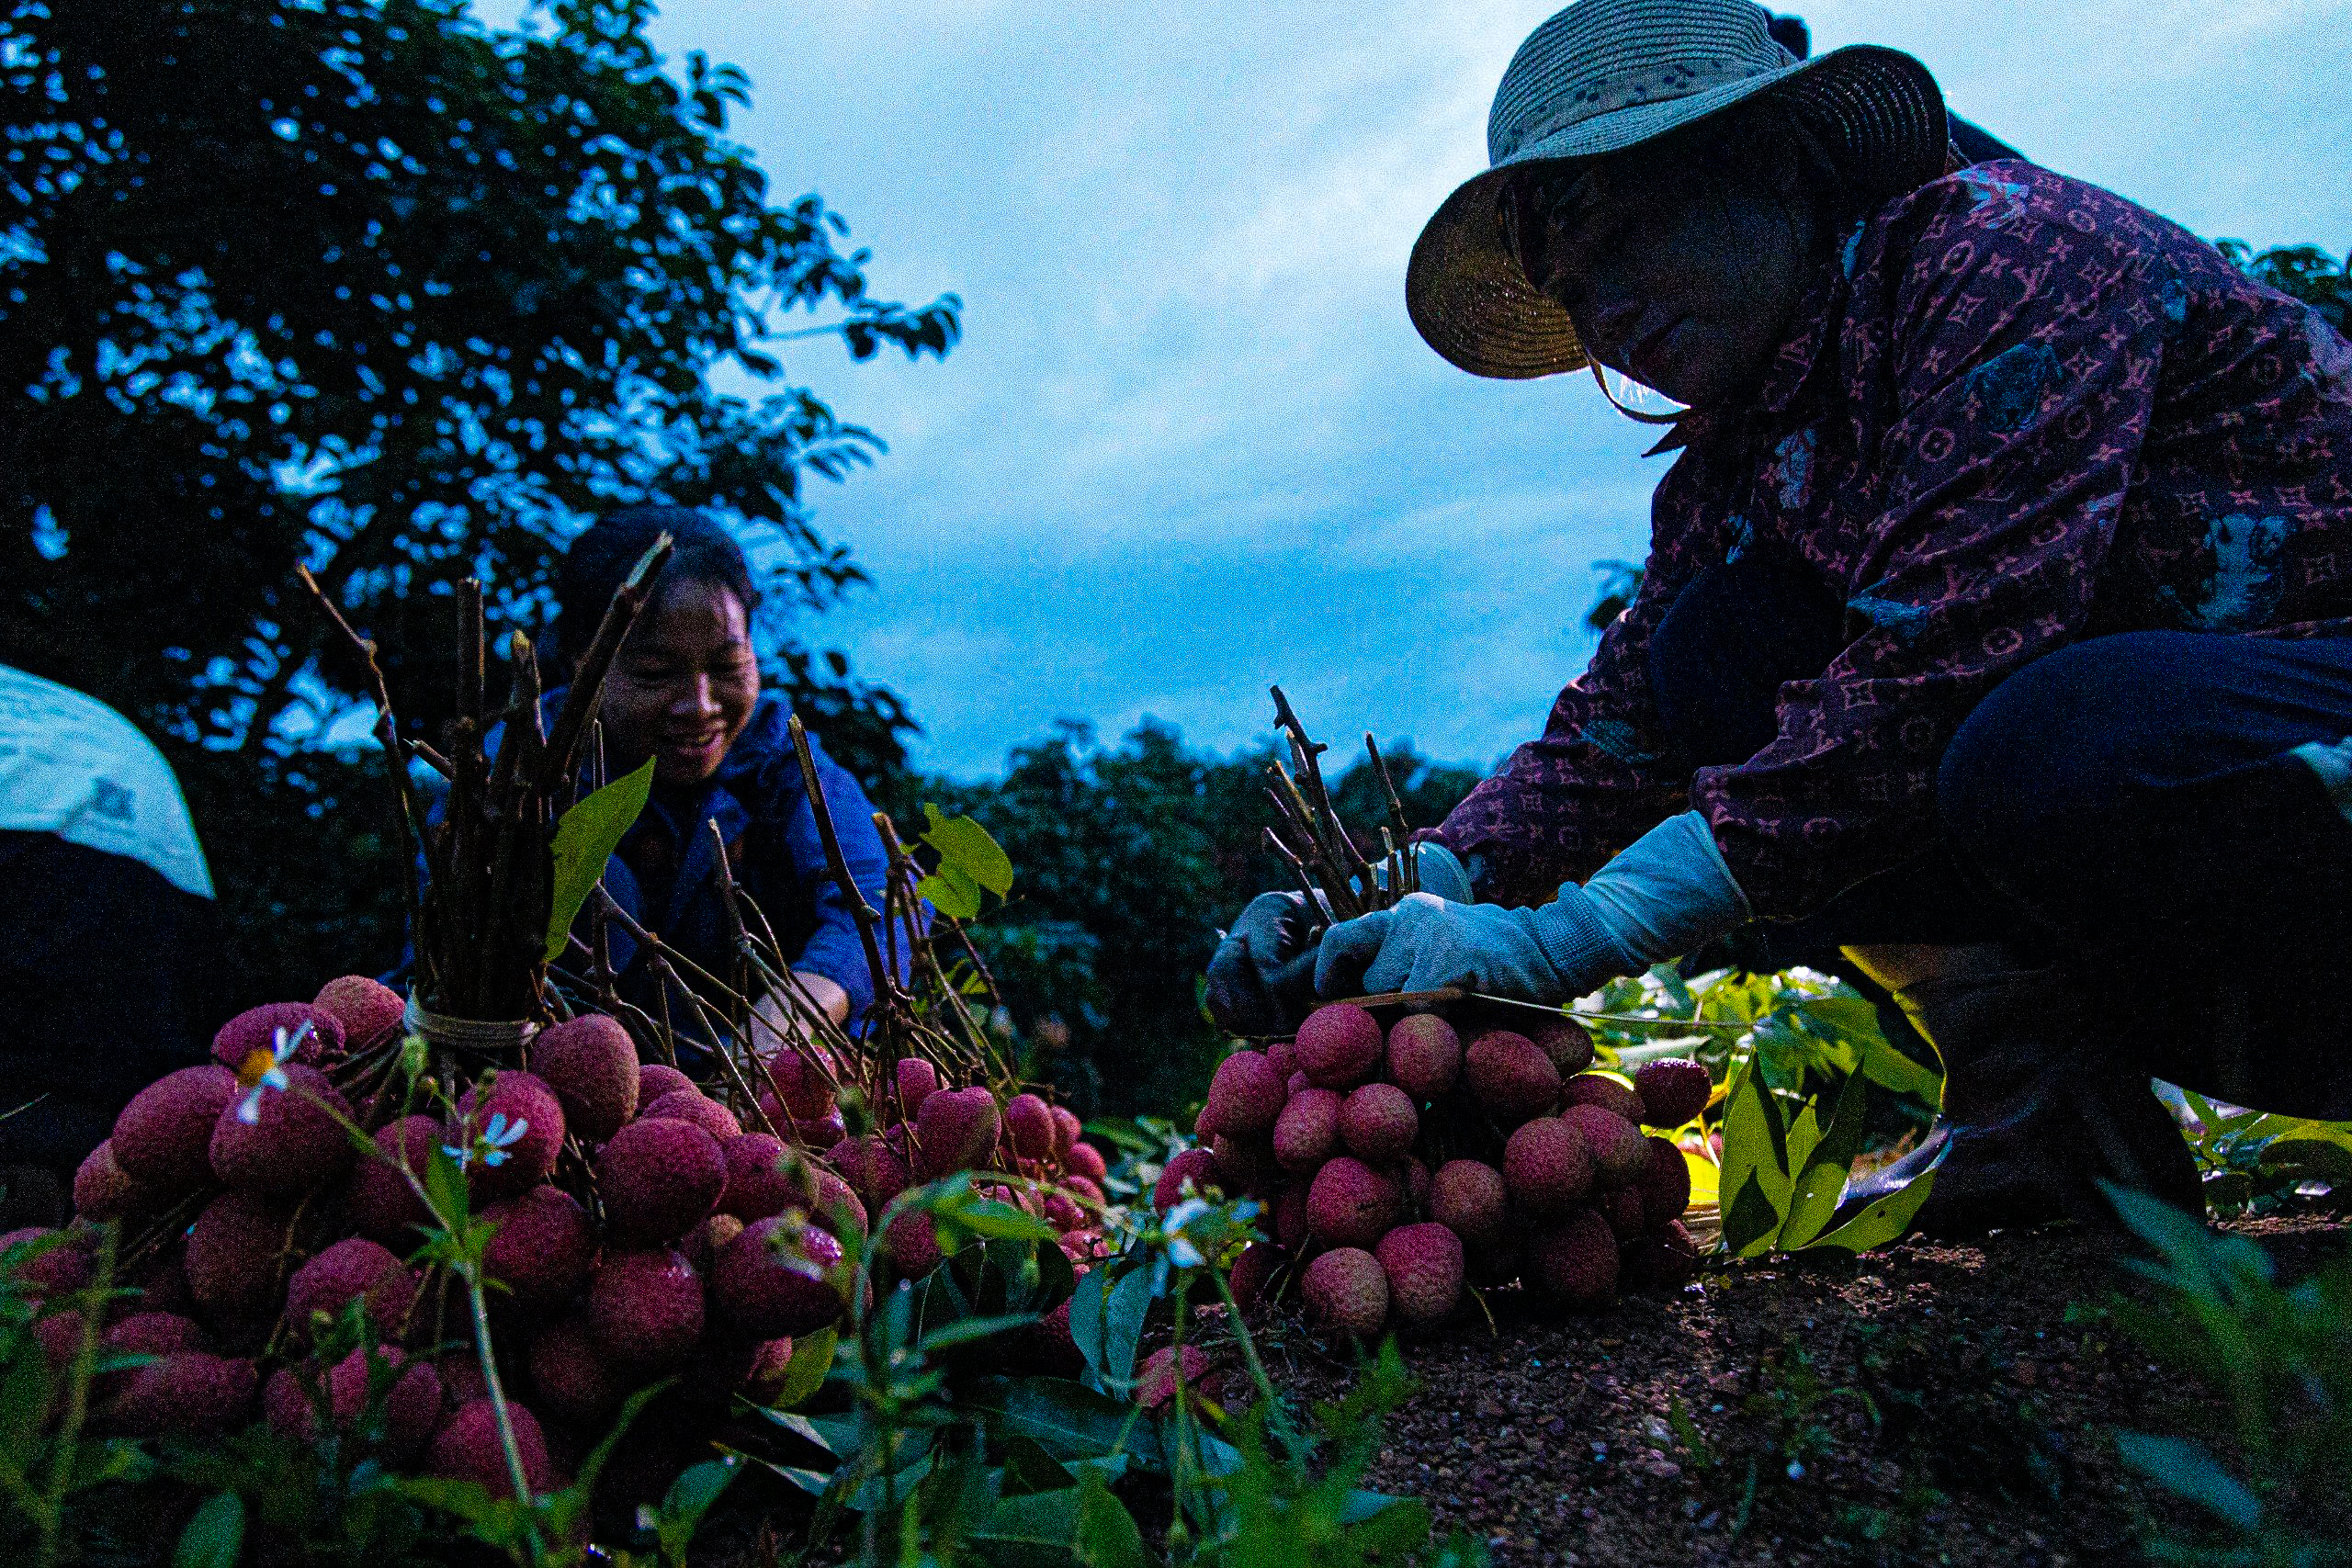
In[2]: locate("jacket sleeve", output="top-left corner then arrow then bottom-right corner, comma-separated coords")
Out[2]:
781,732 -> 910,1022
1435,453 -> 1737,908
1695,172 -> 2168,918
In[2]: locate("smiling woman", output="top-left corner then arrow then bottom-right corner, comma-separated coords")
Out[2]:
537,507 -> 905,1057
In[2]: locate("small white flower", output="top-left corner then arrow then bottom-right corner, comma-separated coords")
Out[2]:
234,1021 -> 314,1125
1161,1197 -> 1210,1269
445,1112 -> 530,1171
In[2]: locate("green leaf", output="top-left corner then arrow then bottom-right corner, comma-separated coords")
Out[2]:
1000,1436 -> 1080,1497
920,1312 -> 1038,1354
924,805 -> 1014,897
1067,1269 -> 1110,1381
2114,1431 -> 2263,1530
1102,1269 -> 1151,1388
770,1326 -> 836,1411
1808,1168 -> 1937,1254
655,1458 -> 741,1564
0,1341 -> 51,1481
963,1378 -> 1156,1468
974,1486 -> 1081,1559
918,865 -> 983,921
174,1490 -> 245,1568
544,756 -> 655,960
1073,1471 -> 1149,1568
1781,1071 -> 1871,1251
1723,1170 -> 1783,1260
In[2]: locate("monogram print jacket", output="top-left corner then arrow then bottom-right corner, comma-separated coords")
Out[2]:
1436,161 -> 2352,919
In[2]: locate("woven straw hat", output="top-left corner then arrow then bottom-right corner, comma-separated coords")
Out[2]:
1407,0 -> 1947,379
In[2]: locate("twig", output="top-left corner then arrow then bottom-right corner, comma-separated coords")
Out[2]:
786,714 -> 894,1023
535,535 -> 674,796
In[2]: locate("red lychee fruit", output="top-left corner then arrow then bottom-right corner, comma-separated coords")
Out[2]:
1560,1103 -> 1649,1186
793,1110 -> 847,1150
803,1166 -> 867,1238
1152,1147 -> 1223,1212
111,1065 -> 238,1188
1265,1042 -> 1299,1080
712,1216 -> 846,1337
1338,1082 -> 1419,1164
892,1056 -> 941,1122
1210,1134 -> 1276,1194
719,1133 -> 797,1221
638,1062 -> 697,1103
833,1134 -> 911,1218
1295,1004 -> 1383,1089
1228,1241 -> 1278,1312
1203,1051 -> 1286,1139
0,1228 -> 90,1298
883,1209 -> 945,1277
758,1044 -> 839,1122
211,1002 -> 341,1072
1273,1088 -> 1342,1174
286,1236 -> 415,1340
313,976 -> 406,1053
1641,1137 -> 1693,1228
1623,1220 -> 1702,1287
1062,1174 -> 1104,1210
451,1071 -> 566,1201
594,1116 -> 727,1245
94,1314 -> 204,1404
529,1315 -> 626,1425
640,1088 -> 739,1145
1043,1190 -> 1086,1232
1005,1093 -> 1057,1160
72,1140 -> 163,1224
1502,1117 -> 1596,1218
1065,1140 -> 1107,1183
1376,1222 -> 1464,1327
1560,1072 -> 1644,1122
916,1088 -> 1002,1179
209,1063 -> 354,1197
1302,1247 -> 1388,1337
428,1397 -> 555,1500
587,1248 -> 706,1370
347,1114 -> 441,1247
1049,1104 -> 1082,1160
683,1213 -> 746,1274
104,1351 -> 257,1437
185,1191 -> 292,1320
1272,1183 -> 1310,1250
481,1185 -> 598,1308
1532,1209 -> 1619,1307
530,1014 -> 640,1142
1385,1013 -> 1462,1100
1465,1030 -> 1562,1122
1306,1156 -> 1402,1250
1527,1016 -> 1596,1075
1135,1344 -> 1210,1408
1600,1184 -> 1649,1240
266,1344 -> 442,1461
1633,1059 -> 1711,1128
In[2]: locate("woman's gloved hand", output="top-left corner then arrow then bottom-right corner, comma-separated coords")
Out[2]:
1314,888 -> 1637,1001
1313,811 -> 1753,1006
1204,891 -> 1325,1036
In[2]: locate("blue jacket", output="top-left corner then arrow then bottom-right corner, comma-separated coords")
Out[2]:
444,694 -> 910,1032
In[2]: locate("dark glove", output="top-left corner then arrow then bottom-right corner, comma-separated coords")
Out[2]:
1204,891 -> 1323,1036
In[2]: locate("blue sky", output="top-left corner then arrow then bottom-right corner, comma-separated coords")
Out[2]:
616,0 -> 2350,779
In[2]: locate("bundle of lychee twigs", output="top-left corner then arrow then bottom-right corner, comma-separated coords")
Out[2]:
300,536 -> 674,1027
1260,685 -> 1420,941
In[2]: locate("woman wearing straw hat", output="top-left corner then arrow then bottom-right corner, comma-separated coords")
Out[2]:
1207,0 -> 2352,1235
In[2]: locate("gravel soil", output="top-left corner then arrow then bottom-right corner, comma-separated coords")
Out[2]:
1258,1214 -> 2346,1568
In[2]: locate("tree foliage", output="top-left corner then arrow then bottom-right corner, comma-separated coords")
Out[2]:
0,0 -> 956,997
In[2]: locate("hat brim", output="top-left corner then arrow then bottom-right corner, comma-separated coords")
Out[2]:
1406,44 -> 1948,379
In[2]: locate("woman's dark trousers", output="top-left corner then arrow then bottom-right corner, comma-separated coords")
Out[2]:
1648,548 -> 2352,1121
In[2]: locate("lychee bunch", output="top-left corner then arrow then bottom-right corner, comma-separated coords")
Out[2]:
1180,1002 -> 1706,1337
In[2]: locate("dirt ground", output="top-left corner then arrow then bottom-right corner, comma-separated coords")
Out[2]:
1259,1213 -> 2346,1568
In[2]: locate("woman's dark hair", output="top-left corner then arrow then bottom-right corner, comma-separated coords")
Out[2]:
552,505 -> 762,673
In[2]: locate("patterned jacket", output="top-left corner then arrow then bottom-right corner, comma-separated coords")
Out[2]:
1436,161 -> 2352,918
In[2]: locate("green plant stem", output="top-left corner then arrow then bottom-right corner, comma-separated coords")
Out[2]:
1212,1267 -> 1300,1453
464,1265 -> 544,1553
